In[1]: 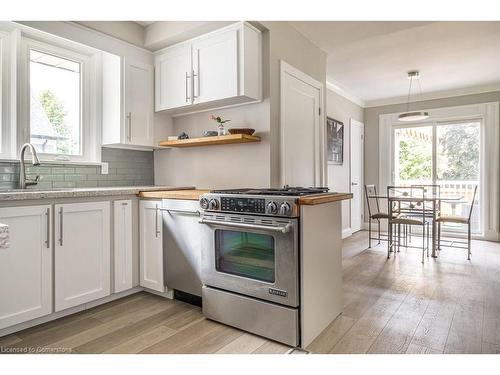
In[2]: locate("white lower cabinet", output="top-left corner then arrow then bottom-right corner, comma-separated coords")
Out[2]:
54,202 -> 111,312
113,200 -> 133,293
139,200 -> 165,292
0,205 -> 52,330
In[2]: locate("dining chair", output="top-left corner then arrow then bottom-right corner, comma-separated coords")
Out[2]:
364,184 -> 396,248
436,185 -> 478,260
387,186 -> 430,263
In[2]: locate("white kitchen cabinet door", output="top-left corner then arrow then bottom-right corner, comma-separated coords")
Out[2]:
155,44 -> 192,111
0,206 -> 52,330
54,202 -> 110,312
113,200 -> 133,293
139,200 -> 164,292
192,28 -> 238,105
124,60 -> 154,147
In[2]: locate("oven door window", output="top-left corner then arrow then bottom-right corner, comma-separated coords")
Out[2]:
215,229 -> 275,283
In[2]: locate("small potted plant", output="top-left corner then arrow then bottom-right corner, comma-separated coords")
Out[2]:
211,115 -> 231,136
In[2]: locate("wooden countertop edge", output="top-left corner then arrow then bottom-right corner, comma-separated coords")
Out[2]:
298,193 -> 353,205
138,189 -> 211,200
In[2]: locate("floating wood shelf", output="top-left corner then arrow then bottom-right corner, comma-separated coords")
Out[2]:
158,134 -> 261,148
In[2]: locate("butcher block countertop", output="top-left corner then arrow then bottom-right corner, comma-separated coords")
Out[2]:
138,189 -> 210,200
298,192 -> 353,205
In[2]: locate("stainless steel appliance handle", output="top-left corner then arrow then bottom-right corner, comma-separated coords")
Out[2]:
59,207 -> 63,246
160,208 -> 200,216
45,208 -> 50,248
199,218 -> 292,234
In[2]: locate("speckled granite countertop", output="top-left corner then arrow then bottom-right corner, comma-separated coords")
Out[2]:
0,186 -> 195,201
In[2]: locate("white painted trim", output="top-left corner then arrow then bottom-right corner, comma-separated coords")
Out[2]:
280,60 -> 325,187
326,80 -> 365,108
342,228 -> 352,239
349,118 -> 364,233
378,101 -> 500,241
365,82 -> 500,108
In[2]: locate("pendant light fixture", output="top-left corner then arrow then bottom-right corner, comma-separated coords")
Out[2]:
398,70 -> 429,122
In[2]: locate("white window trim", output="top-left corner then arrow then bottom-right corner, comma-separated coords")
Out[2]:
379,102 -> 500,241
18,35 -> 101,163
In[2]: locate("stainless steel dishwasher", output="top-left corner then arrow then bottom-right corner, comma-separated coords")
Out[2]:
162,199 -> 205,297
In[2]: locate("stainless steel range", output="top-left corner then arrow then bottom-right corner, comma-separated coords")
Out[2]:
198,187 -> 329,347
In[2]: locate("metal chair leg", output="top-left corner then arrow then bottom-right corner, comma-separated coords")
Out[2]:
467,222 -> 471,260
438,222 -> 441,250
426,222 -> 430,258
397,224 -> 401,253
387,222 -> 392,259
368,219 -> 372,248
378,220 -> 381,244
422,224 -> 425,264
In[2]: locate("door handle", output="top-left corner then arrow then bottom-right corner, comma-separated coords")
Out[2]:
192,69 -> 199,99
155,204 -> 160,238
58,207 -> 63,246
159,208 -> 200,216
126,112 -> 132,141
351,182 -> 358,186
185,72 -> 191,103
199,218 -> 292,234
45,208 -> 50,248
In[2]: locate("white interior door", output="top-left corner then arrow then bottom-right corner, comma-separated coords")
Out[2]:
280,61 -> 323,187
350,119 -> 364,233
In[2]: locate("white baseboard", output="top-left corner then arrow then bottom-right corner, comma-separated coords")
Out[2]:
342,228 -> 352,239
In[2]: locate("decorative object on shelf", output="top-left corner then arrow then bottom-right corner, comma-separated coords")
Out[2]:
398,70 -> 430,122
327,117 -> 344,165
167,136 -> 178,141
203,130 -> 219,137
177,132 -> 189,140
228,128 -> 256,136
211,115 -> 231,136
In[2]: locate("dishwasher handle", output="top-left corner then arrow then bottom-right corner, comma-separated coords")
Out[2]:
199,218 -> 292,234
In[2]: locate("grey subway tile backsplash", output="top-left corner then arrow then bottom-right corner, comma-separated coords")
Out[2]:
0,147 -> 154,190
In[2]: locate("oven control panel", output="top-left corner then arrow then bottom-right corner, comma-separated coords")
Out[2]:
200,194 -> 299,217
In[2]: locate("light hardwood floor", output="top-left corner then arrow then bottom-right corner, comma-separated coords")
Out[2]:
1,231 -> 499,354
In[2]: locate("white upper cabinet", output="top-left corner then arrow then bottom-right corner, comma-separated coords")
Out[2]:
0,206 -> 52,330
54,202 -> 111,312
102,54 -> 155,149
155,44 -> 192,111
124,60 -> 154,147
192,28 -> 238,105
154,22 -> 262,114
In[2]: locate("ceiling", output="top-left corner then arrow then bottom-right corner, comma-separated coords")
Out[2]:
290,21 -> 500,105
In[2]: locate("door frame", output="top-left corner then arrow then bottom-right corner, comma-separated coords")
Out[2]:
379,101 -> 499,241
350,118 -> 364,233
279,60 -> 325,187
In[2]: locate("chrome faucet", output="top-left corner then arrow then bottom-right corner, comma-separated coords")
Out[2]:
19,143 -> 41,189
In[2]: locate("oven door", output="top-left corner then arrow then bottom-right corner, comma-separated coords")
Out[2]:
200,213 -> 299,307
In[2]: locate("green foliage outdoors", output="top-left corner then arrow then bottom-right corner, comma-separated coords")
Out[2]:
39,90 -> 70,154
398,123 -> 479,182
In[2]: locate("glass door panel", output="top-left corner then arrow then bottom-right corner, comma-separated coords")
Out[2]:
394,126 -> 433,186
215,229 -> 275,283
436,121 -> 481,234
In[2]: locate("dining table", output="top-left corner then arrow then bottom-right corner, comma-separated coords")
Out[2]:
368,192 -> 464,257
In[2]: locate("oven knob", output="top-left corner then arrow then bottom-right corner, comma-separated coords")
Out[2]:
266,201 -> 278,214
279,202 -> 291,216
200,197 -> 209,210
208,199 -> 219,210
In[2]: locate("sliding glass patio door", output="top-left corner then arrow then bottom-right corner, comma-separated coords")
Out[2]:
392,120 -> 481,234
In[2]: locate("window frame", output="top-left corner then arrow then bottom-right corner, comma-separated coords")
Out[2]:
19,36 -> 101,163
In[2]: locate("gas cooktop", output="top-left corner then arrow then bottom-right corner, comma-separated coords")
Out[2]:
211,187 -> 330,197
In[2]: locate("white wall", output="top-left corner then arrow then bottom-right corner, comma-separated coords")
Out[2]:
326,88 -> 364,234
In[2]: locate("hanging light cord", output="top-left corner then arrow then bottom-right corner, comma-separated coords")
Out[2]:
406,75 -> 413,113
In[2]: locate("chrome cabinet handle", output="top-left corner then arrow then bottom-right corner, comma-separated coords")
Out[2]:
126,112 -> 132,141
45,208 -> 50,248
351,182 -> 358,186
199,218 -> 292,234
155,204 -> 160,238
159,208 -> 200,216
185,72 -> 191,103
192,68 -> 199,99
58,207 -> 63,246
